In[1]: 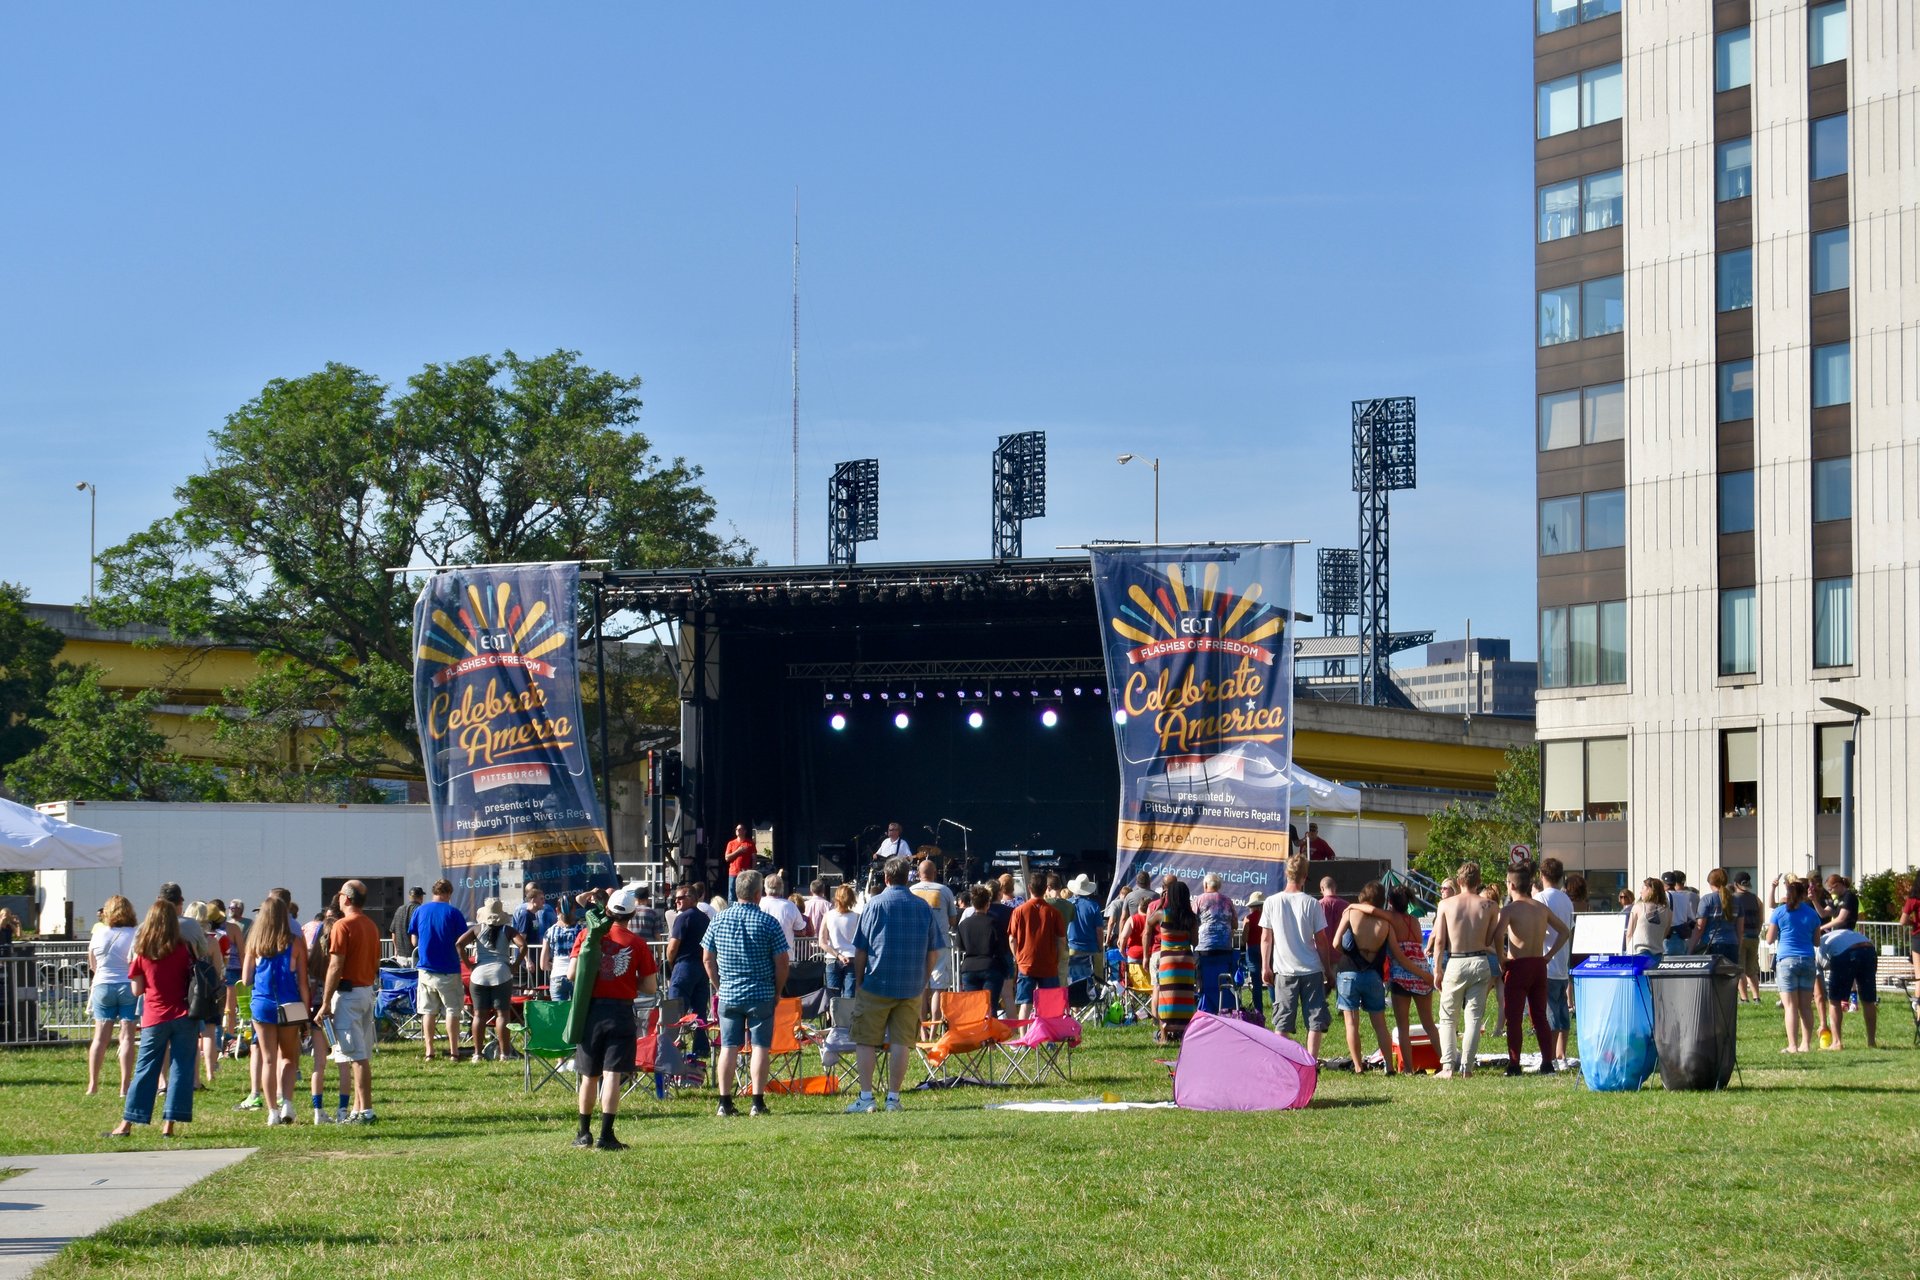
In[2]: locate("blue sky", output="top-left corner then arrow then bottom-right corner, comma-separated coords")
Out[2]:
0,4 -> 1536,656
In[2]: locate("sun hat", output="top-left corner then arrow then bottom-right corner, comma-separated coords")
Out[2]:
476,897 -> 508,926
1067,873 -> 1098,898
1247,891 -> 1266,907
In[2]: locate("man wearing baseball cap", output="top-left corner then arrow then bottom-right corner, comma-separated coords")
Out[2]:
568,883 -> 657,1150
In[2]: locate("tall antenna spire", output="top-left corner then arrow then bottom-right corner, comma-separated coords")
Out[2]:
791,187 -> 800,565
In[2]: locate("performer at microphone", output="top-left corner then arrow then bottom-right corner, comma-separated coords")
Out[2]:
872,821 -> 910,864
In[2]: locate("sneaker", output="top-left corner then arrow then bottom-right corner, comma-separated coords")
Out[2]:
312,1108 -> 336,1125
1503,1063 -> 1524,1077
715,1098 -> 739,1118
235,1095 -> 264,1112
884,1097 -> 904,1112
266,1113 -> 286,1127
335,1104 -> 351,1124
844,1096 -> 878,1114
571,1132 -> 594,1148
346,1110 -> 377,1125
748,1101 -> 771,1117
594,1136 -> 628,1152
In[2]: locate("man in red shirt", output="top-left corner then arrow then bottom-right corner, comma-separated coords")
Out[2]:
319,879 -> 383,1123
1008,890 -> 1066,1019
569,885 -> 659,1150
1306,822 -> 1337,860
724,824 -> 758,901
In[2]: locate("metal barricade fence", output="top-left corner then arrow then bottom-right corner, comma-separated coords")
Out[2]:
1,943 -> 96,1047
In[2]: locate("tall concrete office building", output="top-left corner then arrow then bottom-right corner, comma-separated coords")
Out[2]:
1532,0 -> 1916,901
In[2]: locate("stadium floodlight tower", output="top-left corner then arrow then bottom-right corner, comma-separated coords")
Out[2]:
1316,547 -> 1361,679
827,459 -> 880,566
991,431 -> 1047,559
1351,397 -> 1416,706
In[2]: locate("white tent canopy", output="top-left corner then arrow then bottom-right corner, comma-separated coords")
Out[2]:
0,799 -> 124,871
1287,763 -> 1362,814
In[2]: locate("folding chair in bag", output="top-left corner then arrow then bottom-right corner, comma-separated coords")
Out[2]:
915,988 -> 1011,1085
997,984 -> 1080,1085
376,967 -> 422,1041
820,996 -> 862,1089
522,999 -> 574,1094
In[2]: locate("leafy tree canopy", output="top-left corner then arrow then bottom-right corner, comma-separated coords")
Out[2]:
3,665 -> 219,803
0,582 -> 65,775
92,350 -> 748,773
1410,744 -> 1541,891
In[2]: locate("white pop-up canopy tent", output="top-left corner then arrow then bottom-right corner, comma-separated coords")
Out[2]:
1288,762 -> 1362,813
0,798 -> 124,871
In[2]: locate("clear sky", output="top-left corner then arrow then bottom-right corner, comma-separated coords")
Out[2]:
0,4 -> 1535,655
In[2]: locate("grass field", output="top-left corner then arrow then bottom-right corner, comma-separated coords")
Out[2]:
4,1005 -> 1918,1280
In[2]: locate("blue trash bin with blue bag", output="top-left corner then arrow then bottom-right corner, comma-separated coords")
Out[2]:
1571,954 -> 1658,1091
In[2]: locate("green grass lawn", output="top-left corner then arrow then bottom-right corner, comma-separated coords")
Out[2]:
4,1006 -> 1918,1279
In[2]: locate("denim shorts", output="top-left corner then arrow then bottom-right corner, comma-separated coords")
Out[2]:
718,999 -> 775,1050
1545,978 -> 1570,1032
1335,968 -> 1386,1014
1776,954 -> 1817,993
1014,973 -> 1061,1005
90,980 -> 139,1023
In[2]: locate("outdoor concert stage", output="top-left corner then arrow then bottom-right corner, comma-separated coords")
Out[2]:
603,558 -> 1125,885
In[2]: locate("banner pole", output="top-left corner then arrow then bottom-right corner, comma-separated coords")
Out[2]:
594,578 -> 615,868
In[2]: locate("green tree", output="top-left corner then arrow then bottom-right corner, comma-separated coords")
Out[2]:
1411,744 -> 1542,888
0,582 -> 66,775
192,663 -> 390,803
3,666 -> 218,803
93,350 -> 747,776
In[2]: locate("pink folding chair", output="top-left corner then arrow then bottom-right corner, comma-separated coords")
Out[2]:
997,984 -> 1081,1085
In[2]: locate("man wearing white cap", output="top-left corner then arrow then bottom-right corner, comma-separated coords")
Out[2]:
1065,874 -> 1107,989
567,883 -> 657,1150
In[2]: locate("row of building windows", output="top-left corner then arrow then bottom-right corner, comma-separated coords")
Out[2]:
1715,229 -> 1850,311
1715,345 -> 1850,422
1719,578 -> 1854,675
1535,0 -> 1620,37
1717,457 -> 1851,534
1540,600 -> 1627,689
1712,4 -> 1848,93
1538,169 -> 1622,242
1537,63 -> 1622,138
1540,490 -> 1624,555
1537,345 -> 1851,446
1543,720 -> 1854,825
1538,382 -> 1623,450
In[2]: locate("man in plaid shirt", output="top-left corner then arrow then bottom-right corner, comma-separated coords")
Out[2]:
845,857 -> 946,1113
701,870 -> 790,1117
629,886 -> 666,943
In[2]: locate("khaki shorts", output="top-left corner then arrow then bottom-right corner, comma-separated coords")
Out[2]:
851,990 -> 921,1048
330,986 -> 377,1063
1739,938 -> 1760,980
417,970 -> 465,1019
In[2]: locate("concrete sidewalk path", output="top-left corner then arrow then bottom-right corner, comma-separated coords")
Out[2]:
0,1148 -> 254,1279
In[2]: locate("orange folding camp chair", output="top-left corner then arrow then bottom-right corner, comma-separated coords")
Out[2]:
915,988 -> 1010,1084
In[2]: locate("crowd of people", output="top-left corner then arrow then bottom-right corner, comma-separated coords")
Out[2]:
75,849 -> 1915,1143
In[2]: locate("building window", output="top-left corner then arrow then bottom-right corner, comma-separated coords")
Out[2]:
1715,27 -> 1752,91
1812,342 -> 1851,407
1538,64 -> 1622,138
1812,227 -> 1849,293
1541,602 -> 1626,689
1539,390 -> 1581,450
1814,577 -> 1854,668
1718,359 -> 1754,422
1540,496 -> 1583,554
1583,170 -> 1623,232
1816,722 -> 1853,815
1542,740 -> 1583,820
1719,470 -> 1755,534
1720,587 -> 1756,676
1716,247 -> 1753,312
1716,138 -> 1753,201
1582,276 -> 1624,338
1536,0 -> 1618,34
1539,179 -> 1580,242
1586,736 -> 1628,819
1813,456 -> 1851,522
1584,381 -> 1624,443
1810,1 -> 1849,68
1811,114 -> 1848,180
1722,729 -> 1759,817
1584,489 -> 1625,549
1539,284 -> 1580,346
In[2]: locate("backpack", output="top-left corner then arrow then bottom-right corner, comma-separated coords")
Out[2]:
187,954 -> 225,1023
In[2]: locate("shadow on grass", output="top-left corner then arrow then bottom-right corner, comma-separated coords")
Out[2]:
1307,1096 -> 1390,1110
86,1223 -> 384,1251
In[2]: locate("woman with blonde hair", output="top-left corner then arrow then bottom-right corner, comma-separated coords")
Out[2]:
241,897 -> 311,1125
86,895 -> 140,1096
1624,878 -> 1670,956
108,899 -> 199,1137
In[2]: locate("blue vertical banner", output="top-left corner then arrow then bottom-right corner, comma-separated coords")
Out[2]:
412,563 -> 616,914
1090,544 -> 1297,907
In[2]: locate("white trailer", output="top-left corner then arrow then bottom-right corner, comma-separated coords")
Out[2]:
32,801 -> 437,938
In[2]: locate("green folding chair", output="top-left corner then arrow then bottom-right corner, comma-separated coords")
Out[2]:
523,999 -> 574,1094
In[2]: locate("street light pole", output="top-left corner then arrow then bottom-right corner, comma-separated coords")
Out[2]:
1819,695 -> 1871,880
1116,453 -> 1160,542
74,481 -> 96,605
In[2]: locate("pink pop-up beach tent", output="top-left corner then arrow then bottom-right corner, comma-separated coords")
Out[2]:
1172,1012 -> 1318,1111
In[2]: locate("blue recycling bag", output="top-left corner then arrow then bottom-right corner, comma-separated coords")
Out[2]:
1572,954 -> 1659,1091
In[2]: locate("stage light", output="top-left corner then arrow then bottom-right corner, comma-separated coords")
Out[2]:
1072,687 -> 1083,697
993,690 -> 1003,698
1040,707 -> 1059,728
893,711 -> 910,730
1114,710 -> 1128,726
1029,689 -> 1039,698
862,692 -> 872,701
974,690 -> 984,698
935,691 -> 946,699
1094,687 -> 1104,695
967,710 -> 985,729
880,692 -> 890,700
829,713 -> 847,732
1053,688 -> 1062,697
915,691 -> 925,700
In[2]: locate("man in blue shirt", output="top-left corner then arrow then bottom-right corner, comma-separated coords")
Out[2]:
846,857 -> 946,1113
511,887 -> 557,955
1065,873 -> 1107,988
701,870 -> 790,1117
408,879 -> 468,1062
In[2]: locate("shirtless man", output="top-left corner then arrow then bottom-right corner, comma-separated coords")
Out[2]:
1496,864 -> 1571,1076
1429,863 -> 1502,1079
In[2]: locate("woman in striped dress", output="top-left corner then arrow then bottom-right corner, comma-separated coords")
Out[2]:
1148,879 -> 1199,1044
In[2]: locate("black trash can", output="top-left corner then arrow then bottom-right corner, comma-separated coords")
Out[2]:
1647,955 -> 1741,1090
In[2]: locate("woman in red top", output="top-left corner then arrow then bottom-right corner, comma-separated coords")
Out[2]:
110,900 -> 201,1137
